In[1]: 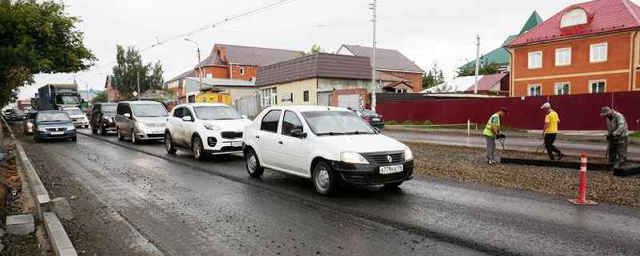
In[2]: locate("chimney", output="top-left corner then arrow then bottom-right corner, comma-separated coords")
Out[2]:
219,46 -> 228,64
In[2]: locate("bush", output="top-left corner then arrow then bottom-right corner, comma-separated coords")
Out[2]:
423,120 -> 434,126
386,120 -> 398,125
631,131 -> 640,138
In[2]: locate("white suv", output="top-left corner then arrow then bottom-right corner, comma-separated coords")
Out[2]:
165,103 -> 252,160
242,106 -> 414,195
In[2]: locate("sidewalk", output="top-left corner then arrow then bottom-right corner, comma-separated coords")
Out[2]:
384,129 -> 640,161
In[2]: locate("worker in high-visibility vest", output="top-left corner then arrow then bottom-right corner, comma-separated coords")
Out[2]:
483,107 -> 507,164
541,102 -> 564,161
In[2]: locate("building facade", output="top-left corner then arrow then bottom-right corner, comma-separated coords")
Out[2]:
508,0 -> 640,97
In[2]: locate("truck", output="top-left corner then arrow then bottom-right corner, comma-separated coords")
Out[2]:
36,84 -> 83,111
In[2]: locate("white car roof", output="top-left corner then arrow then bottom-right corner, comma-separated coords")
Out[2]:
267,105 -> 350,113
177,103 -> 230,108
121,101 -> 163,105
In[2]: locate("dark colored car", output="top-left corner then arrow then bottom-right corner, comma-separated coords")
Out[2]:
3,109 -> 24,121
357,109 -> 384,129
32,110 -> 77,142
90,103 -> 117,135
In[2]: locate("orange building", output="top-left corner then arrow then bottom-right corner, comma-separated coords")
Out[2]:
508,0 -> 640,97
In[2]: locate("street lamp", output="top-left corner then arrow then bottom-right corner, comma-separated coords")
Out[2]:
184,38 -> 204,92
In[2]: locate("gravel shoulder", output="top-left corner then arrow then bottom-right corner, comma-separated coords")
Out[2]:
408,141 -> 640,208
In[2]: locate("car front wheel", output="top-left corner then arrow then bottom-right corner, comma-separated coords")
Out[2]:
165,133 -> 177,154
245,149 -> 264,177
313,161 -> 336,196
131,130 -> 139,144
192,136 -> 205,161
117,128 -> 124,141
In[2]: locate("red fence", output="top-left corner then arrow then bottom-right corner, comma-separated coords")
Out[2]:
376,92 -> 640,131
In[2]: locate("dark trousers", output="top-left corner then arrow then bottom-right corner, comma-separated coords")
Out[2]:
608,136 -> 628,168
544,134 -> 562,160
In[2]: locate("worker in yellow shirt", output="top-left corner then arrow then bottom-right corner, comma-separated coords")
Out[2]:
541,102 -> 564,160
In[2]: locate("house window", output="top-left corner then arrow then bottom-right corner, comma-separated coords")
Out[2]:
303,91 -> 310,102
281,93 -> 293,103
561,8 -> 588,27
589,80 -> 606,93
528,51 -> 542,69
555,48 -> 571,66
206,74 -> 213,78
239,68 -> 245,76
260,88 -> 278,106
590,43 -> 608,63
528,84 -> 542,96
395,89 -> 407,93
555,82 -> 570,95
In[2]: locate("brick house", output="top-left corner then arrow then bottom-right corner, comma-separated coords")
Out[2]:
104,75 -> 124,102
195,44 -> 303,81
256,53 -> 372,110
165,69 -> 195,104
336,44 -> 425,92
508,0 -> 640,97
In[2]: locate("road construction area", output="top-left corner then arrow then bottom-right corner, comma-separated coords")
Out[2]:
6,122 -> 640,256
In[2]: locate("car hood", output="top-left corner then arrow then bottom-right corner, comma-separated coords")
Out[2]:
315,134 -> 407,153
202,119 -> 252,131
69,114 -> 86,119
38,121 -> 73,127
135,116 -> 169,124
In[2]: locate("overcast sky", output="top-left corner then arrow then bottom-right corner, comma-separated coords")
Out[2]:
18,0 -> 596,99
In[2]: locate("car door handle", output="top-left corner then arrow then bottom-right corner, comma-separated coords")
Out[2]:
255,135 -> 260,139
278,141 -> 283,145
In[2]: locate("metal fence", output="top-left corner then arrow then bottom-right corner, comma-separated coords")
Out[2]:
376,91 -> 640,131
235,93 -> 261,119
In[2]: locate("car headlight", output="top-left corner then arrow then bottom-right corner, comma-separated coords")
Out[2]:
340,152 -> 369,164
84,117 -> 89,122
68,125 -> 76,131
37,127 -> 47,132
404,147 -> 413,161
137,123 -> 148,130
203,123 -> 221,131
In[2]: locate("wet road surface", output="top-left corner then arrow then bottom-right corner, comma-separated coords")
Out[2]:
384,130 -> 640,161
19,127 -> 640,255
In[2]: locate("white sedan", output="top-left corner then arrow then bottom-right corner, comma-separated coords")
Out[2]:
242,106 -> 414,195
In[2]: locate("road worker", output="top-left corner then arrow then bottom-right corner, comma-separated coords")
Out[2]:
541,102 -> 564,161
483,107 -> 507,164
600,107 -> 629,168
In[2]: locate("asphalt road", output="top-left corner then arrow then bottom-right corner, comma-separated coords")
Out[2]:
384,130 -> 640,161
17,126 -> 640,255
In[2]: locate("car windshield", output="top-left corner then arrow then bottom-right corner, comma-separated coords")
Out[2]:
132,104 -> 168,117
101,105 -> 117,114
56,95 -> 81,105
37,112 -> 70,122
193,106 -> 243,120
64,109 -> 84,116
302,111 -> 376,136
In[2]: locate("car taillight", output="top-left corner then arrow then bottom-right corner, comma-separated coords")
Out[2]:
362,116 -> 371,121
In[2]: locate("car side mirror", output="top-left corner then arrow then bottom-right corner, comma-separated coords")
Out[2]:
291,129 -> 307,139
124,113 -> 131,119
182,116 -> 193,122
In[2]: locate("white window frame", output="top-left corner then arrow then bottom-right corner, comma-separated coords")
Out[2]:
206,73 -> 213,78
561,9 -> 588,28
589,80 -> 606,93
528,51 -> 543,69
590,43 -> 608,63
239,67 -> 245,75
554,82 -> 571,95
555,48 -> 572,66
260,87 -> 278,106
527,84 -> 542,96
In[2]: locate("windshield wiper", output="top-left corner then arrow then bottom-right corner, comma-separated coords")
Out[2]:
345,131 -> 374,135
316,132 -> 346,136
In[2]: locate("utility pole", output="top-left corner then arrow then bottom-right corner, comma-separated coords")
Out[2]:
474,35 -> 480,94
85,83 -> 89,102
185,39 -> 204,91
137,71 -> 140,101
370,0 -> 377,112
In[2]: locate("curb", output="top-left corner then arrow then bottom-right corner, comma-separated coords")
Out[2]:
1,117 -> 78,256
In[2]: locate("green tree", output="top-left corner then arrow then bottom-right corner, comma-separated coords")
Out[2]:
423,62 -> 445,89
0,0 -> 96,107
456,62 -> 501,77
90,90 -> 107,104
111,45 -> 164,97
300,44 -> 325,56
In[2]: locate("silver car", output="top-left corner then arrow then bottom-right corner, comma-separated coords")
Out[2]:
115,101 -> 169,144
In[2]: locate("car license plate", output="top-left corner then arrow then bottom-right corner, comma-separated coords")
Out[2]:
50,131 -> 64,135
372,118 -> 380,121
380,165 -> 403,175
231,141 -> 243,147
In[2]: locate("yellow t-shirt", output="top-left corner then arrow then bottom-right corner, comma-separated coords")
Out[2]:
544,111 -> 559,134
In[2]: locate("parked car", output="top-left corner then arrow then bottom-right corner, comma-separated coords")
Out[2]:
356,109 -> 384,129
242,106 -> 414,195
90,103 -> 117,135
32,110 -> 77,142
115,101 -> 168,144
64,107 -> 89,128
3,109 -> 24,121
165,103 -> 252,160
22,111 -> 36,135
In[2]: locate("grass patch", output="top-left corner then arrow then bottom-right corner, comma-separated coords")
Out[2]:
631,131 -> 640,138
